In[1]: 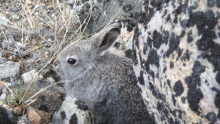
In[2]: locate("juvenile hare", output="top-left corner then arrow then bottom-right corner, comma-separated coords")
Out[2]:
53,23 -> 154,124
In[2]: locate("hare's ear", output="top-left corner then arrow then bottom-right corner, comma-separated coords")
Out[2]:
97,28 -> 120,55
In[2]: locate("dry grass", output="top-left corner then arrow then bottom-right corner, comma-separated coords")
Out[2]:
0,0 -> 92,109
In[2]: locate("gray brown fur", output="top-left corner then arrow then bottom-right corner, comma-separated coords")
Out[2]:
53,24 -> 154,124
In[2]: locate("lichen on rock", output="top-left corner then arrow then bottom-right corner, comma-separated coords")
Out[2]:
133,0 -> 220,123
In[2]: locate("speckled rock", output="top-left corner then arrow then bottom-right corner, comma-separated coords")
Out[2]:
0,13 -> 8,25
0,107 -> 15,124
52,96 -> 94,124
21,70 -> 38,84
27,106 -> 51,124
0,61 -> 20,79
27,107 -> 42,124
88,0 -> 142,33
65,0 -> 142,33
133,0 -> 220,123
26,90 -> 63,115
13,107 -> 23,116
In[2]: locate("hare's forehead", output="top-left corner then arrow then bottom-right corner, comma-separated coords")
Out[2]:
68,44 -> 91,52
61,44 -> 91,55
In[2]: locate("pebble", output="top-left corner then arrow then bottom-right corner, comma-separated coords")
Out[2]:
10,14 -> 20,20
26,0 -> 32,5
2,88 -> 8,94
47,77 -> 55,83
6,109 -> 14,120
0,93 -> 6,100
2,104 -> 10,109
0,13 -> 8,25
5,83 -> 12,87
0,81 -> 5,87
0,101 -> 3,106
13,107 -> 23,116
47,5 -> 53,9
34,12 -> 39,16
0,61 -> 20,79
37,110 -> 51,124
11,7 -> 19,12
17,119 -> 27,124
21,70 -> 38,84
16,42 -> 23,47
39,75 -> 44,79
125,41 -> 132,50
27,107 -> 41,124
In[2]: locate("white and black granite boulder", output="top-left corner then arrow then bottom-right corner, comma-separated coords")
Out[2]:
133,0 -> 220,123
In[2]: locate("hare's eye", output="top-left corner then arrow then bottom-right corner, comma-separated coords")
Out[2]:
67,58 -> 77,65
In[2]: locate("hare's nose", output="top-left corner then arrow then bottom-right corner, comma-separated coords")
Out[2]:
53,59 -> 59,67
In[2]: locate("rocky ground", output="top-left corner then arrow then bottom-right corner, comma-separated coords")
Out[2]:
0,0 -> 137,123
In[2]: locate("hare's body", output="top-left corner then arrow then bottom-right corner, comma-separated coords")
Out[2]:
54,24 -> 154,124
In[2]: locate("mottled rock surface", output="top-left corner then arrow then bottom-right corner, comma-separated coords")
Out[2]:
0,61 -> 20,79
65,0 -> 143,33
21,69 -> 38,84
133,0 -> 220,123
52,96 -> 94,124
27,106 -> 51,124
26,90 -> 63,115
87,0 -> 142,33
0,107 -> 15,124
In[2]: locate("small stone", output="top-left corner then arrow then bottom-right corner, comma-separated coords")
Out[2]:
125,41 -> 132,50
47,77 -> 55,83
38,110 -> 51,124
0,107 -> 14,124
0,102 -> 3,106
6,109 -> 14,120
0,81 -> 5,87
0,13 -> 8,25
47,5 -> 53,9
0,94 -> 6,100
10,14 -> 20,20
16,42 -> 23,47
0,81 -> 5,94
11,7 -> 19,12
39,75 -> 44,79
26,0 -> 32,5
27,107 -> 41,124
5,83 -> 12,87
13,107 -> 23,116
34,12 -> 39,16
2,104 -> 10,109
21,70 -> 38,84
2,88 -> 8,94
0,61 -> 20,79
17,119 -> 26,124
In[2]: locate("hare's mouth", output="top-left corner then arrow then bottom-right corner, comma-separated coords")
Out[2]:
48,64 -> 63,84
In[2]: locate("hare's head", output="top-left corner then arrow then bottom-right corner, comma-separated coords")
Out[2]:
54,23 -> 121,81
